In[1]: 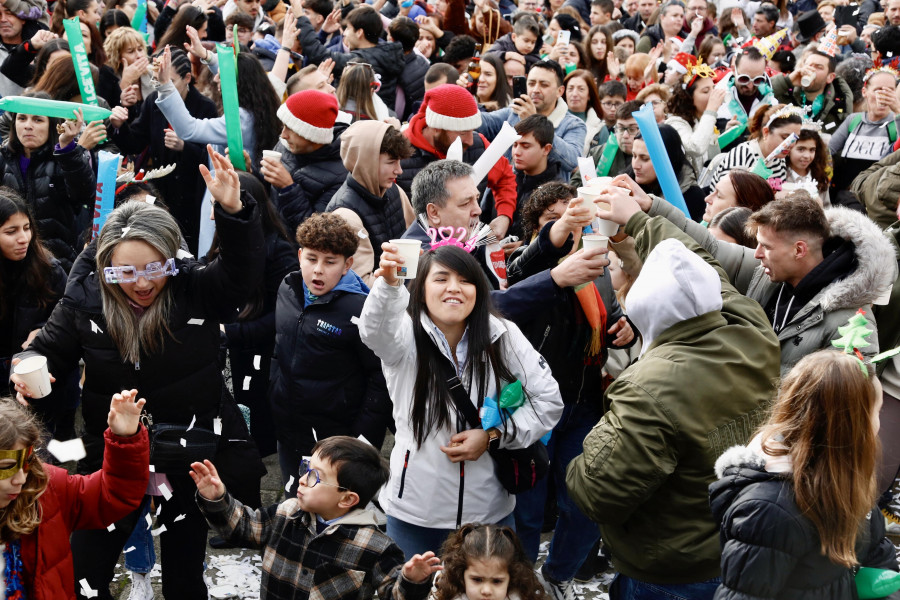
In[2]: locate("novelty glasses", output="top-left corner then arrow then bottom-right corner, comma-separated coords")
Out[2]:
299,459 -> 348,491
735,74 -> 768,87
104,258 -> 179,284
0,446 -> 34,480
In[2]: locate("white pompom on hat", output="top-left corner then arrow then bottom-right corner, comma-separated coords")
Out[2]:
277,90 -> 339,144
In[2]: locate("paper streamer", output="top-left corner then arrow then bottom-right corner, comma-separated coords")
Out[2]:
131,0 -> 148,32
63,17 -> 99,106
471,121 -> 520,185
0,96 -> 111,121
595,133 -> 619,177
632,103 -> 690,217
216,43 -> 246,171
92,151 -> 121,239
446,136 -> 463,162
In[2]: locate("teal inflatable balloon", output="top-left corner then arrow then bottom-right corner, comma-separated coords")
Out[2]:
216,44 -> 246,171
631,102 -> 690,217
498,380 -> 524,410
856,567 -> 900,599
63,17 -> 99,106
0,97 -> 112,121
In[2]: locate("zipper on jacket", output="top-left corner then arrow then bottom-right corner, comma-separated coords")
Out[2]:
134,360 -> 140,371
397,449 -> 410,498
456,461 -> 465,529
537,325 -> 551,353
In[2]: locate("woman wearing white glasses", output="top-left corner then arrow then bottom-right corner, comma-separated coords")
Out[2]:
10,146 -> 266,600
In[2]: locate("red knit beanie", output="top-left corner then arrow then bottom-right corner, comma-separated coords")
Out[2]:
417,83 -> 483,131
277,90 -> 339,144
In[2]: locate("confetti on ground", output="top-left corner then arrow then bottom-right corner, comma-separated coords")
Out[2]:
47,438 -> 86,462
79,578 -> 98,598
207,553 -> 263,599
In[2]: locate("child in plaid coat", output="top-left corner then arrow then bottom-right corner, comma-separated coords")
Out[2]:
192,436 -> 442,600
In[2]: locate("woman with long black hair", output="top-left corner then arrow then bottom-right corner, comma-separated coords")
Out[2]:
360,234 -> 563,559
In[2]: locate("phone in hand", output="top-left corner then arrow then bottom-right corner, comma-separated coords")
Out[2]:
512,76 -> 527,99
558,29 -> 571,46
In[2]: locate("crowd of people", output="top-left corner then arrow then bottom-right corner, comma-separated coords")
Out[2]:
0,0 -> 897,597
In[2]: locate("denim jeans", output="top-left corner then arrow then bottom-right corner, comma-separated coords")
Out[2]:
123,496 -> 156,573
514,401 -> 603,581
611,574 -> 721,600
386,513 -> 516,559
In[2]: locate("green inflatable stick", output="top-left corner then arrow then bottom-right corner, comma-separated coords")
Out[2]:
0,96 -> 111,121
498,381 -> 524,410
63,17 -> 99,106
130,0 -> 147,32
856,567 -> 900,599
595,134 -> 619,177
718,123 -> 746,149
216,43 -> 246,171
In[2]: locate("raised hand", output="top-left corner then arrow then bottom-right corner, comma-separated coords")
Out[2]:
184,25 -> 209,59
109,105 -> 129,128
199,145 -> 243,214
121,55 -> 150,87
157,45 -> 173,84
77,120 -> 108,150
107,389 -> 146,437
610,174 -> 651,211
58,108 -> 85,147
401,552 -> 442,583
189,459 -> 226,500
374,241 -> 403,286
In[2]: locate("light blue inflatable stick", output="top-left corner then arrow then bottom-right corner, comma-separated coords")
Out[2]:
631,102 -> 690,217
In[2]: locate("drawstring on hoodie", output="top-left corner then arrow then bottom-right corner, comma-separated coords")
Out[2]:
772,284 -> 795,333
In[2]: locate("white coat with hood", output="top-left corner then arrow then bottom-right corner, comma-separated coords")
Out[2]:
358,277 -> 563,529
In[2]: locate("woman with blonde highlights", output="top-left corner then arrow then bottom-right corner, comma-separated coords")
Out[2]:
0,391 -> 148,599
710,350 -> 899,599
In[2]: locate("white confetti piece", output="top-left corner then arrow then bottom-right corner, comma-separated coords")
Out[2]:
350,316 -> 360,325
121,227 -> 131,237
186,414 -> 196,432
145,513 -> 152,530
151,524 -> 167,536
106,523 -> 116,532
312,428 -> 318,442
243,376 -> 251,390
90,320 -> 103,334
158,482 -> 172,500
47,438 -> 86,462
156,502 -> 163,516
357,229 -> 368,239
214,418 -> 222,435
188,318 -> 204,325
285,475 -> 295,493
174,514 -> 186,522
176,248 -> 193,259
825,121 -> 837,130
357,434 -> 372,446
79,578 -> 98,598
123,546 -> 136,553
145,195 -> 156,204
253,355 -> 261,370
149,464 -> 155,472
179,438 -> 186,447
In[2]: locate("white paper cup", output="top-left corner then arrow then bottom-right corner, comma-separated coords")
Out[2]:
577,186 -> 603,203
14,355 -> 52,399
582,234 -> 609,251
261,150 -> 282,161
389,239 -> 422,279
594,218 -> 619,236
587,176 -> 613,189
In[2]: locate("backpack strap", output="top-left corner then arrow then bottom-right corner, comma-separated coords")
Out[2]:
849,113 -> 863,133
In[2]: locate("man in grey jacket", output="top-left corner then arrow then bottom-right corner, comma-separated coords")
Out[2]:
610,175 -> 896,374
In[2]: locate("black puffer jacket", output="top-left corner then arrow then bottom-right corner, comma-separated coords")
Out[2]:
0,144 -> 95,272
269,270 -> 392,452
710,445 -> 900,600
398,52 -> 429,122
271,122 -> 348,234
296,15 -> 405,108
326,175 -> 407,258
18,196 -> 265,492
109,87 -> 218,255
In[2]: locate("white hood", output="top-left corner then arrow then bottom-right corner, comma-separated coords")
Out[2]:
628,239 -> 723,356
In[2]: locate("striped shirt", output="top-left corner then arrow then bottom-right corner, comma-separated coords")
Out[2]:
711,139 -> 787,187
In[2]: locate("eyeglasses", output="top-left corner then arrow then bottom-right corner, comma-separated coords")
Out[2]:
299,459 -> 348,491
601,101 -> 623,109
0,446 -> 33,480
735,74 -> 768,86
614,124 -> 640,135
647,99 -> 664,107
104,258 -> 179,284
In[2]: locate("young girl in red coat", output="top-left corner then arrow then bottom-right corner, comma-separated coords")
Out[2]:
0,389 -> 149,599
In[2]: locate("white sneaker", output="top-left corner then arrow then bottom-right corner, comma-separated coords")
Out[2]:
538,567 -> 580,600
127,572 -> 154,600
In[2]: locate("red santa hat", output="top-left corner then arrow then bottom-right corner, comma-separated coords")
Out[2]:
417,84 -> 483,131
277,90 -> 339,144
667,52 -> 697,75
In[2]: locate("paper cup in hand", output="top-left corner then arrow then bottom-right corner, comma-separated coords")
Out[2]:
594,218 -> 619,236
578,186 -> 611,212
389,239 -> 421,279
582,234 -> 609,251
261,150 -> 282,162
14,356 -> 52,398
586,176 -> 613,189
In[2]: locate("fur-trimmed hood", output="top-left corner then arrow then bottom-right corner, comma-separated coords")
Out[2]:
819,205 -> 897,312
713,444 -> 766,479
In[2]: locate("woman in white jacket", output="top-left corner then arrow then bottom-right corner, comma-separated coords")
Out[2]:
359,244 -> 563,559
664,61 -> 726,176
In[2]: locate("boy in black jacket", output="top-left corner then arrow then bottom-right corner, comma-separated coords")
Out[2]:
269,213 -> 393,496
486,14 -> 542,70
